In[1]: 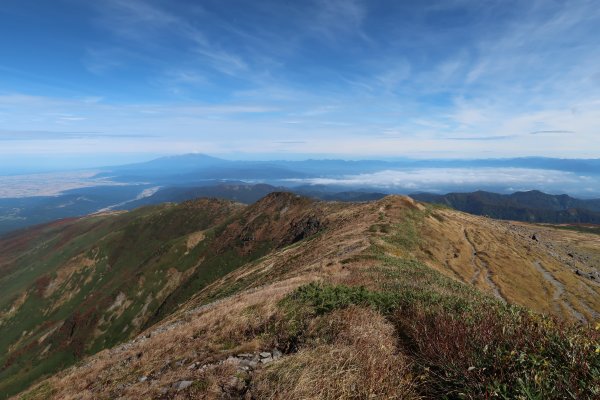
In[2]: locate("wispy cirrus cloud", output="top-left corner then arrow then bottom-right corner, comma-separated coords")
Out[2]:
0,129 -> 157,141
529,130 -> 575,135
447,135 -> 517,141
1,0 -> 599,162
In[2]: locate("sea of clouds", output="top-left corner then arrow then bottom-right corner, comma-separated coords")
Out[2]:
287,168 -> 600,198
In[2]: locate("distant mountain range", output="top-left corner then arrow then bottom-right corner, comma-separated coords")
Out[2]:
100,153 -> 600,182
125,186 -> 600,224
411,190 -> 600,223
2,182 -> 600,236
2,153 -> 600,235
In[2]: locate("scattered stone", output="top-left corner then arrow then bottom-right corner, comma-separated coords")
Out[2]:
187,362 -> 198,370
272,348 -> 283,359
237,353 -> 253,358
172,380 -> 193,391
138,376 -> 148,382
259,352 -> 271,358
174,358 -> 187,367
240,359 -> 258,369
576,269 -> 582,276
531,234 -> 538,241
260,356 -> 273,364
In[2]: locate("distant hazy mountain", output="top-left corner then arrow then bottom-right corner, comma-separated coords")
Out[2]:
98,154 -> 600,185
412,190 -> 600,223
3,153 -> 600,235
97,154 -> 308,183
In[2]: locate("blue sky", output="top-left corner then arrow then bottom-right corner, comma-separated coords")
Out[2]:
1,0 -> 599,168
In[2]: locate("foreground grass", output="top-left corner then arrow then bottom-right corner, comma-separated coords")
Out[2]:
248,209 -> 599,399
267,255 -> 600,399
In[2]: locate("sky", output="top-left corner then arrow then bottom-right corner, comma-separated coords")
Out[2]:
1,0 -> 599,169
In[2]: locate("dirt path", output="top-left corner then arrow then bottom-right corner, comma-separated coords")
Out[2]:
532,260 -> 586,323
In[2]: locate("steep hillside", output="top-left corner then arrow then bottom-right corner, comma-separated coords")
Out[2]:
4,195 -> 600,399
0,193 -> 329,397
412,190 -> 600,223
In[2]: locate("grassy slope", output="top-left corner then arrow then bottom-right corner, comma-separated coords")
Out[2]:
0,193 -> 326,398
14,195 -> 599,399
0,200 -> 241,397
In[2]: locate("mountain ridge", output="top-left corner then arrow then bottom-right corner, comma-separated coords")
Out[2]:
3,183 -> 600,236
1,193 -> 599,398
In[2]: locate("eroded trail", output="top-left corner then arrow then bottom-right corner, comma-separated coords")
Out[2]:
463,228 -> 505,302
480,257 -> 505,303
532,260 -> 586,323
464,229 -> 482,285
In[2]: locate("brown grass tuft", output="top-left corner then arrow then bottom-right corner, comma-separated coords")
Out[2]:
252,306 -> 418,399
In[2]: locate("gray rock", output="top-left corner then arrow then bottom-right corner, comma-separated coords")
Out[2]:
260,356 -> 273,364
272,349 -> 283,359
187,362 -> 198,370
259,352 -> 271,358
173,380 -> 193,391
240,359 -> 258,369
138,376 -> 148,382
237,353 -> 253,358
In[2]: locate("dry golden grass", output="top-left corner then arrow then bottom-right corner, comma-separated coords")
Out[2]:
252,306 -> 418,400
375,204 -> 600,323
17,277 -> 315,399
186,230 -> 206,251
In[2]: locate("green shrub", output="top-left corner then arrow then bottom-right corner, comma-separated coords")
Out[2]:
280,279 -> 600,399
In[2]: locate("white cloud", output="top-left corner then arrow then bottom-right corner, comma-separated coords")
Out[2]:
3,1 -> 600,160
286,168 -> 600,195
